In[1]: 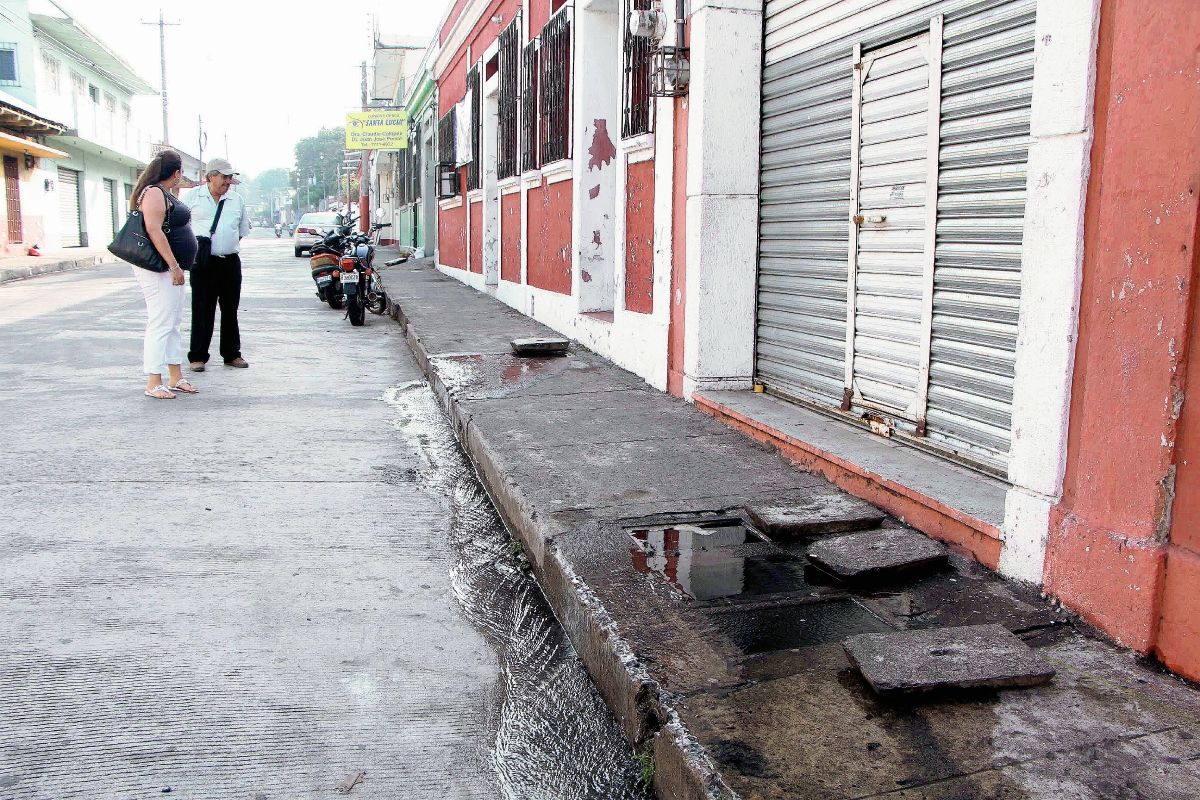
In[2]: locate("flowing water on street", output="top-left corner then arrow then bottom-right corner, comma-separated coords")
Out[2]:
383,383 -> 651,800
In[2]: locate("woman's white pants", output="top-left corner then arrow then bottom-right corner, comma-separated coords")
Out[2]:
132,266 -> 185,376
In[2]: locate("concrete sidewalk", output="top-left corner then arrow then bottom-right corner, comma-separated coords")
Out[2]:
379,260 -> 1200,800
0,246 -> 116,284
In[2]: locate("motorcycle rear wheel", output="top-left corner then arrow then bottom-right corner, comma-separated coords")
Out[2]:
347,293 -> 365,326
327,291 -> 345,310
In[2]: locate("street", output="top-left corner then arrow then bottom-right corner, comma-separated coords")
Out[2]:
0,236 -> 646,799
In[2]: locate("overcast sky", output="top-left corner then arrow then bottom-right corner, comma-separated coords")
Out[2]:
59,0 -> 450,178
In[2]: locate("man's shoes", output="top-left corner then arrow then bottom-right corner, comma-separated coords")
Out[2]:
190,362 -> 206,372
224,357 -> 249,368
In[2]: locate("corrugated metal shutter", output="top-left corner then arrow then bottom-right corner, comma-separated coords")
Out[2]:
58,168 -> 82,248
851,34 -> 931,419
755,0 -> 1034,476
101,179 -> 116,243
756,38 -> 854,407
925,0 -> 1034,470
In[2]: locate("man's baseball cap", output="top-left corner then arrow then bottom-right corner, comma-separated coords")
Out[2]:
207,157 -> 237,176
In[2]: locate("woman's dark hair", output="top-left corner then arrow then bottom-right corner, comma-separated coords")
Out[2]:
129,149 -> 183,210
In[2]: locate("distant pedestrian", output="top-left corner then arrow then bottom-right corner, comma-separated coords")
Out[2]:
185,158 -> 251,371
128,149 -> 199,399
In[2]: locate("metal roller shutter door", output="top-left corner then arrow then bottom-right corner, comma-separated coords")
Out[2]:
100,179 -> 116,244
58,167 -> 81,248
755,0 -> 1033,475
925,0 -> 1034,470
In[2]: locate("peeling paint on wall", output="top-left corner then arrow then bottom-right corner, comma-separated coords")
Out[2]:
587,119 -> 616,172
526,179 -> 573,295
501,192 -> 521,283
439,202 -> 467,270
625,158 -> 655,314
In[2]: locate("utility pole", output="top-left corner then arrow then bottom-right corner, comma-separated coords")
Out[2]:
141,10 -> 180,145
361,61 -> 369,111
197,115 -> 208,173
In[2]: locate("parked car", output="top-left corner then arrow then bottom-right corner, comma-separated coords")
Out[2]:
293,212 -> 343,257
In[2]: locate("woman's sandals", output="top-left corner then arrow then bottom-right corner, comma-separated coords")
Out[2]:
145,384 -> 175,399
169,379 -> 199,394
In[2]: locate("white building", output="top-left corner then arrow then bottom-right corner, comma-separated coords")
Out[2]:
29,0 -> 156,249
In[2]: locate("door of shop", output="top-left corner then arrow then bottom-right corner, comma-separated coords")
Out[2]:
58,167 -> 83,248
755,0 -> 1034,474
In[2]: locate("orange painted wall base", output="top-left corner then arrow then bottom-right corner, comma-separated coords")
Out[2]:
695,394 -> 1003,570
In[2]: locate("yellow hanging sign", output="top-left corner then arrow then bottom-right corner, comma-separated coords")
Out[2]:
345,110 -> 409,150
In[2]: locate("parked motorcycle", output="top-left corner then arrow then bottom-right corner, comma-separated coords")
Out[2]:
308,218 -> 390,324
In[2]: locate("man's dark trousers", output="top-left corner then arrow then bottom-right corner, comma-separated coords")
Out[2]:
188,253 -> 242,364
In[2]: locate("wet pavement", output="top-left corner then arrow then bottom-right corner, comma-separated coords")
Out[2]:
379,257 -> 1200,800
0,235 -> 647,798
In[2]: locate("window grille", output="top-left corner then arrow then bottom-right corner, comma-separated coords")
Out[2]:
466,65 -> 481,191
497,16 -> 520,180
0,46 -> 16,85
520,39 -> 539,172
70,71 -> 84,95
104,93 -> 117,114
88,84 -> 99,104
121,103 -> 131,122
41,52 -> 60,94
622,0 -> 654,138
4,156 -> 21,243
437,108 -> 459,198
539,11 -> 571,165
411,122 -> 421,201
397,142 -> 410,206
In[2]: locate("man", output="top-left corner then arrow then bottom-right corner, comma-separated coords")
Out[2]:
186,158 -> 251,370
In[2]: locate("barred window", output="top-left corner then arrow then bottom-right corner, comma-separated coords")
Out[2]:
104,93 -> 117,114
466,65 -> 481,191
70,71 -> 85,96
496,17 -> 520,180
41,52 -> 60,94
539,10 -> 571,165
0,45 -> 16,86
622,0 -> 653,138
121,102 -> 131,122
410,122 -> 421,202
437,108 -> 459,198
520,39 -> 539,173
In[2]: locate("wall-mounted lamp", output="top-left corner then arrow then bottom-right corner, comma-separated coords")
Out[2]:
491,14 -> 503,23
23,153 -> 37,170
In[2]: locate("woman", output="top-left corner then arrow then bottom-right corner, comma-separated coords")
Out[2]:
128,149 -> 198,398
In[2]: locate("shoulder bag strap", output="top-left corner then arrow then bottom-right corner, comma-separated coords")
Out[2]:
210,198 -> 226,235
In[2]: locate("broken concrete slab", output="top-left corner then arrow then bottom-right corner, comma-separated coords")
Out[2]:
511,336 -> 570,356
805,528 -> 947,580
843,624 -> 1056,695
745,493 -> 885,540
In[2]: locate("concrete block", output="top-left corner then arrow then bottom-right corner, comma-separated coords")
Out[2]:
744,493 -> 884,540
805,528 -> 947,580
511,336 -> 570,356
843,624 -> 1056,696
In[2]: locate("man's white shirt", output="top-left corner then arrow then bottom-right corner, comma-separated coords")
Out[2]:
183,185 -> 250,256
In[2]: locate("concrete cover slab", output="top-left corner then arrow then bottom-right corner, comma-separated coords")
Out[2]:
745,494 -> 885,540
806,528 -> 948,579
512,336 -> 570,355
843,624 -> 1056,695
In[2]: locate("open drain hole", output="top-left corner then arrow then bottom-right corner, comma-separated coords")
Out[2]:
628,521 -> 812,602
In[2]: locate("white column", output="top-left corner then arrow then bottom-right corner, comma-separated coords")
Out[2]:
681,0 -> 763,398
1001,0 -> 1102,582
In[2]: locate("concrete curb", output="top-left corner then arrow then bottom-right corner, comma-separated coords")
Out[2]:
384,293 -> 737,800
0,254 -> 117,284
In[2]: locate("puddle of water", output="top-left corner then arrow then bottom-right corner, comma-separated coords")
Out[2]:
384,385 -> 649,800
629,522 -> 809,602
709,599 -> 893,655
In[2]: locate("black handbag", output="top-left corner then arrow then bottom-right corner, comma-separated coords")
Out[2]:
108,186 -> 173,273
195,198 -> 226,269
